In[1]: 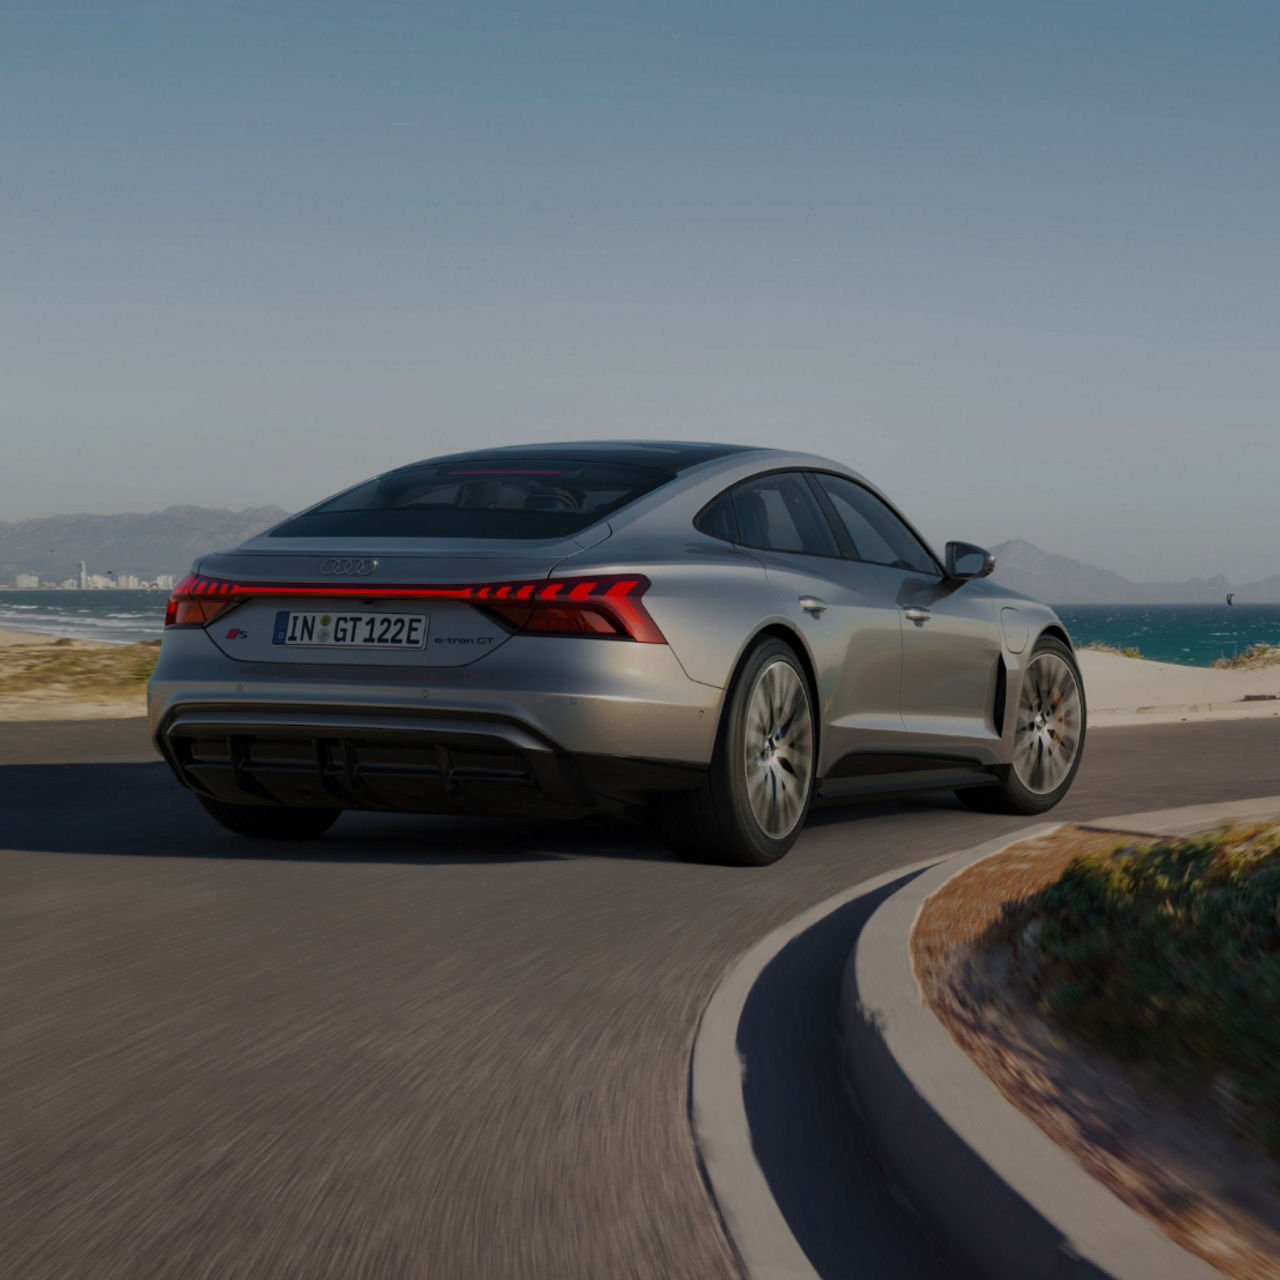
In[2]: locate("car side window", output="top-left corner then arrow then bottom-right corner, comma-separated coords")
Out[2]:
694,492 -> 739,543
730,473 -> 841,557
815,475 -> 938,574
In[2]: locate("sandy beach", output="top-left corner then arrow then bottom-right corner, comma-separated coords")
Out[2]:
0,626 -> 154,721
1078,650 -> 1280,727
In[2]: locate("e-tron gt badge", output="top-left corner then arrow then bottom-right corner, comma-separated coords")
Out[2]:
319,558 -> 379,576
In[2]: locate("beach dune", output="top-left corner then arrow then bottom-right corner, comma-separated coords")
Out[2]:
1078,650 -> 1280,727
0,626 -> 157,721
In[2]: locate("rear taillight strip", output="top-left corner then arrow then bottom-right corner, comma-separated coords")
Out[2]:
163,573 -> 665,643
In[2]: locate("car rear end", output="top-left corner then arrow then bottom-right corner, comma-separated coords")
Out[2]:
148,454 -> 724,821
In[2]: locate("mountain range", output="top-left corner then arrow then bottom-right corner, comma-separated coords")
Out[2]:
0,506 -> 289,583
0,508 -> 1276,602
989,539 -> 1280,604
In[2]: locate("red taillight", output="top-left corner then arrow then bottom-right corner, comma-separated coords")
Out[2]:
482,577 -> 664,642
161,573 -> 665,643
164,573 -> 237,628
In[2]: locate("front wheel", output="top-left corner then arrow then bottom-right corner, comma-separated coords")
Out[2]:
957,636 -> 1086,815
197,795 -> 341,840
653,637 -> 816,866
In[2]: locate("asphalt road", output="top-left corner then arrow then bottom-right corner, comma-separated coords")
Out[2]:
3,717 -> 1279,1279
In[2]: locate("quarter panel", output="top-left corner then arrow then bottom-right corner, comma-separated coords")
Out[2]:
544,532 -> 775,690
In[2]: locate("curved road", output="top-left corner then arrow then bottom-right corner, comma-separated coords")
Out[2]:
3,717 -> 1279,1279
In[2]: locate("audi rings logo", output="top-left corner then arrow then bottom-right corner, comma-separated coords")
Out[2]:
320,557 -> 379,577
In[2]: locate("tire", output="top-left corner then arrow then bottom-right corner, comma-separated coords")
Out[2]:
653,637 -> 816,866
957,635 -> 1086,815
197,795 -> 341,840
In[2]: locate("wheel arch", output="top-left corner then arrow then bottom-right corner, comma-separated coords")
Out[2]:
1035,623 -> 1074,653
717,621 -> 823,769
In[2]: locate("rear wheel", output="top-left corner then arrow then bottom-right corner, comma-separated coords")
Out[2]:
653,637 -> 816,866
957,636 -> 1086,815
197,795 -> 341,840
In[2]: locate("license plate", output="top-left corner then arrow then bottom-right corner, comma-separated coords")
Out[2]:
272,610 -> 429,649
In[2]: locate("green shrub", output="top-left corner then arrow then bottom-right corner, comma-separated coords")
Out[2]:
1001,825 -> 1280,1151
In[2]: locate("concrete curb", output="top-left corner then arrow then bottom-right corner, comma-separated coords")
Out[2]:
840,797 -> 1280,1280
1087,795 -> 1280,837
689,855 -> 946,1280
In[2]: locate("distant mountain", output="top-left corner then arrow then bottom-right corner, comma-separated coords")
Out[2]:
0,505 -> 289,583
1237,571 -> 1280,603
989,539 -> 1251,604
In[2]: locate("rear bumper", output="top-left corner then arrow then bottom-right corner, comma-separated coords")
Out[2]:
148,629 -> 720,817
155,705 -> 706,817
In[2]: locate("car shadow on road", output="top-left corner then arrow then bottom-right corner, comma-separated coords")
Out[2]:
805,790 -> 970,827
735,870 -> 959,1279
0,762 -> 678,865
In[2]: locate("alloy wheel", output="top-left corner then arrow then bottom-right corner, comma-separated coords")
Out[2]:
1013,652 -> 1083,795
741,658 -> 814,839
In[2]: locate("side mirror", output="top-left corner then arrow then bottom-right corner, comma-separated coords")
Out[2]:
945,541 -> 996,581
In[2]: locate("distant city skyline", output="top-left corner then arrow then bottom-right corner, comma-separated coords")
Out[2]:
6,569 -> 176,591
3,2 -> 1277,581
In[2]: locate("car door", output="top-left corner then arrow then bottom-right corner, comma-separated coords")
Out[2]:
720,471 -> 905,772
811,473 -> 1004,753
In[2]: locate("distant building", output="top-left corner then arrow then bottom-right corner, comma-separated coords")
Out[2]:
78,560 -> 88,590
155,574 -> 177,591
15,573 -> 39,589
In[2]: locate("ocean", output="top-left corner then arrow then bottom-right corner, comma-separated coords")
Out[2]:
1,590 -> 1277,668
0,589 -> 167,644
1053,603 -> 1280,667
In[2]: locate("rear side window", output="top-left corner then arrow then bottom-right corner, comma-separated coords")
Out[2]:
729,473 -> 840,557
815,474 -> 938,574
271,459 -> 671,540
694,493 -> 738,542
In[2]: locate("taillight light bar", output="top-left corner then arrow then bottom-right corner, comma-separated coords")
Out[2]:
163,573 -> 665,643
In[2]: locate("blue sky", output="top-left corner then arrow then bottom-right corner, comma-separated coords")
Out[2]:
2,1 -> 1277,581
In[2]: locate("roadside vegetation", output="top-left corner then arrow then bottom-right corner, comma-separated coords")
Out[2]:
0,638 -> 159,698
1213,643 -> 1280,670
994,824 -> 1280,1153
1079,641 -> 1144,659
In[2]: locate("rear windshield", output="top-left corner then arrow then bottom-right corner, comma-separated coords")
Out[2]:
270,458 -> 672,540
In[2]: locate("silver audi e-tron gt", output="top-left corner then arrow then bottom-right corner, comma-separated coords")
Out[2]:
149,442 -> 1085,865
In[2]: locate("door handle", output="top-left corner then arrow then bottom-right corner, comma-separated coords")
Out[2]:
798,596 -> 828,617
903,607 -> 932,625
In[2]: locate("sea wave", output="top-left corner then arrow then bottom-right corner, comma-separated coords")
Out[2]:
0,591 -> 165,644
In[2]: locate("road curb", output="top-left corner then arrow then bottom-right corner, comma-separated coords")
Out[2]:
689,854 -> 946,1280
691,797 -> 1280,1279
840,797 -> 1280,1280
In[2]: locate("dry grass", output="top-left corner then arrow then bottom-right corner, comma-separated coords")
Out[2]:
0,639 -> 160,697
1079,641 -> 1144,659
1213,644 -> 1280,670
